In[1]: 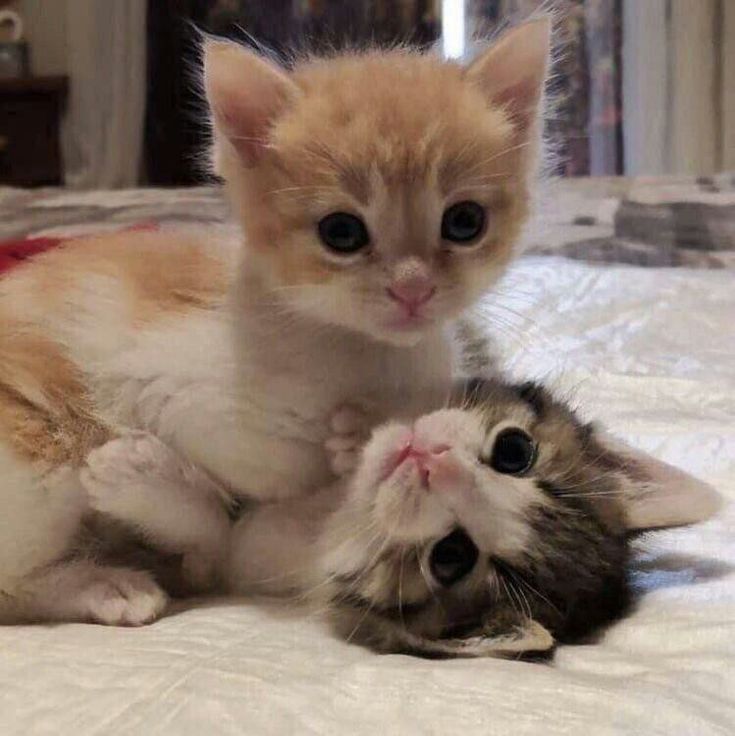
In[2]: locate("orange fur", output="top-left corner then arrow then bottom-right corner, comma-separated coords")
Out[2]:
213,46 -> 536,313
8,230 -> 229,325
0,229 -> 229,466
0,317 -> 109,466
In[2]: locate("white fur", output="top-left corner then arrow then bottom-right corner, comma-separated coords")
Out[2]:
71,269 -> 453,502
0,446 -> 86,590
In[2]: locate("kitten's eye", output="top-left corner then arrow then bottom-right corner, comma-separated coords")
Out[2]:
430,529 -> 479,587
487,428 -> 536,475
318,212 -> 370,254
441,201 -> 485,243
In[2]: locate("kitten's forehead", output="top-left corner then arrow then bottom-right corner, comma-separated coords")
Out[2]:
272,51 -> 515,198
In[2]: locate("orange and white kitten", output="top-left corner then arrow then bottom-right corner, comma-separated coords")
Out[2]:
0,21 -> 551,624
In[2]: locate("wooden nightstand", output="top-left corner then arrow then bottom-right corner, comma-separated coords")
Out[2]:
0,75 -> 68,186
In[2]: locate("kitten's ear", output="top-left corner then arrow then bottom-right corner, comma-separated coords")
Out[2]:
465,18 -> 551,139
397,619 -> 554,660
204,40 -> 298,167
596,429 -> 723,531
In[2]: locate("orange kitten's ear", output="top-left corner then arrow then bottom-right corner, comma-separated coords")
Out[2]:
466,18 -> 551,139
595,430 -> 724,531
204,40 -> 298,167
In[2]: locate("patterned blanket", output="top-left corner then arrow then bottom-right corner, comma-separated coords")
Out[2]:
1,174 -> 733,269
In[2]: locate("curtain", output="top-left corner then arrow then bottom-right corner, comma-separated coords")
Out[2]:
622,0 -> 732,176
143,0 -> 633,181
62,0 -> 147,188
205,0 -> 440,56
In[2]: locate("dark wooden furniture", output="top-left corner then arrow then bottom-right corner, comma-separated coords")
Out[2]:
0,75 -> 68,186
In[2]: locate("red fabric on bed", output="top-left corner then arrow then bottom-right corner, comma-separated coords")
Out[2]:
0,223 -> 159,277
0,236 -> 64,275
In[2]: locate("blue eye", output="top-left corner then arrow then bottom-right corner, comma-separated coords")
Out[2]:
430,528 -> 479,587
487,428 -> 536,475
441,201 -> 485,243
318,212 -> 370,254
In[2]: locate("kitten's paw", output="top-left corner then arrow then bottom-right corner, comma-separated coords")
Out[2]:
330,405 -> 367,436
82,433 -> 157,510
327,404 -> 370,477
80,568 -> 168,626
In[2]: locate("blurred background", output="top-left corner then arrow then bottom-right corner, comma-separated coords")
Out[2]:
0,0 -> 732,189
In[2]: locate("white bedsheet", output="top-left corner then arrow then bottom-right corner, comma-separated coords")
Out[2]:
1,257 -> 733,736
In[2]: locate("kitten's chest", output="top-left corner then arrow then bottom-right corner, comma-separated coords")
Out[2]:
223,332 -> 451,498
120,319 -> 451,500
256,332 -> 451,422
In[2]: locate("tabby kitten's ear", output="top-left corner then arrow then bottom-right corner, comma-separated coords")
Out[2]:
465,18 -> 551,140
397,618 -> 554,660
596,430 -> 723,531
204,40 -> 298,168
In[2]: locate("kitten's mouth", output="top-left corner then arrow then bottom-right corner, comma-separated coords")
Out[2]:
385,313 -> 432,331
384,300 -> 436,331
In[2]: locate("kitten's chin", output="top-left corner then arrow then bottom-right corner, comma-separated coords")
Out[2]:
363,317 -> 440,347
370,327 -> 426,348
326,320 -> 431,347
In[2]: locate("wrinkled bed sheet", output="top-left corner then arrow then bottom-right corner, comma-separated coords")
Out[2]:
0,178 -> 733,735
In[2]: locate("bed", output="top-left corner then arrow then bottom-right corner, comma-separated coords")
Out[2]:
1,175 -> 733,735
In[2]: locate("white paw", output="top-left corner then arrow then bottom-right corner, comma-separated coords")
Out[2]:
80,568 -> 168,626
326,405 -> 370,477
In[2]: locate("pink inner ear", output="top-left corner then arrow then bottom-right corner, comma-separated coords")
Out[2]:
493,79 -> 541,137
204,42 -> 297,167
215,93 -> 277,164
465,19 -> 551,141
209,77 -> 285,166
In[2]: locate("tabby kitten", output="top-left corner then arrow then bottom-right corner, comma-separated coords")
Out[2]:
0,22 -> 551,624
311,378 -> 722,657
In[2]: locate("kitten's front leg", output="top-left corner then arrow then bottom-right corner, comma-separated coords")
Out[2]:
226,482 -> 343,596
81,433 -> 232,593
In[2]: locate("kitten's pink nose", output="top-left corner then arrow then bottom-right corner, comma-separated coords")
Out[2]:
386,278 -> 436,313
394,441 -> 452,488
